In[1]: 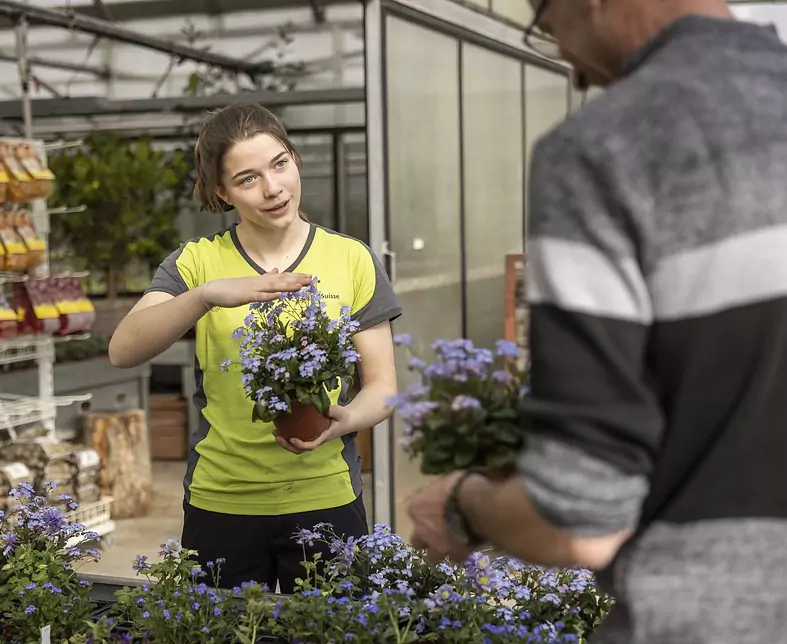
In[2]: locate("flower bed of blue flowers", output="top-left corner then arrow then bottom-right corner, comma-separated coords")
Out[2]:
0,483 -> 613,643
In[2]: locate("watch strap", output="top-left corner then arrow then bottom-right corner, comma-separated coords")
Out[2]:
445,468 -> 486,546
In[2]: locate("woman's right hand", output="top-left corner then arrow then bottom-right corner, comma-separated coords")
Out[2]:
199,268 -> 313,309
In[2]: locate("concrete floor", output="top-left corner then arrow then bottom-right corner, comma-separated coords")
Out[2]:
79,462 -> 187,578
79,461 -> 376,579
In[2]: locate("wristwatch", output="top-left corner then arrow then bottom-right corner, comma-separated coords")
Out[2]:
444,469 -> 486,547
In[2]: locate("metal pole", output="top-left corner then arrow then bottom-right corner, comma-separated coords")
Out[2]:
0,51 -> 110,79
0,1 -> 271,78
14,15 -> 31,139
363,0 -> 394,532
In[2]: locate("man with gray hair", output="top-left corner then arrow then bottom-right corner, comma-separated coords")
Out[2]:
407,0 -> 787,641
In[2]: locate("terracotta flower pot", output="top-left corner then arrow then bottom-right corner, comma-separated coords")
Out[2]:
274,400 -> 331,443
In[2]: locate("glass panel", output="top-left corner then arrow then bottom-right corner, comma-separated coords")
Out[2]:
524,65 -> 570,232
342,132 -> 370,243
462,44 -> 524,351
293,133 -> 336,230
492,0 -> 533,26
385,16 -> 462,536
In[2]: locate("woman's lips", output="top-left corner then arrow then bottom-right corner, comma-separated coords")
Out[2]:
264,198 -> 290,215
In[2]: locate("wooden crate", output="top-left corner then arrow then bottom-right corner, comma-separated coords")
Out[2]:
149,394 -> 188,461
357,426 -> 372,474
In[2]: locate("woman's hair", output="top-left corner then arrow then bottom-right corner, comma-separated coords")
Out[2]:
193,103 -> 301,213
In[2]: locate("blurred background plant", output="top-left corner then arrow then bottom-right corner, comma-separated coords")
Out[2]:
47,133 -> 192,301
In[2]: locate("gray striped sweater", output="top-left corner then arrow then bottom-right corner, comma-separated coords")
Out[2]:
518,15 -> 787,643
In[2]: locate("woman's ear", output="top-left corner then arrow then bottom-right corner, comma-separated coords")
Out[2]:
216,186 -> 230,206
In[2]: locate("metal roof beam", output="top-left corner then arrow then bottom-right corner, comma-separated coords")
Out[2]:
0,87 -> 365,119
0,1 -> 272,78
6,0 -> 354,26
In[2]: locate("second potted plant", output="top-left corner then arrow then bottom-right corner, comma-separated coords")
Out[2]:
388,335 -> 530,476
223,278 -> 361,442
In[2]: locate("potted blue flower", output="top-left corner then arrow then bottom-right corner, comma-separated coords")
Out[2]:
389,336 -> 529,476
0,483 -> 100,643
224,277 -> 361,443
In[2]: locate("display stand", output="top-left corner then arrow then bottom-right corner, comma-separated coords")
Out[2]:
0,136 -> 115,545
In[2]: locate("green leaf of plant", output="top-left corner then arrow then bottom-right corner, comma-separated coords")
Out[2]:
317,388 -> 332,416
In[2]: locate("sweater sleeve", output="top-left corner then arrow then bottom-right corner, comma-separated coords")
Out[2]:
517,129 -> 665,537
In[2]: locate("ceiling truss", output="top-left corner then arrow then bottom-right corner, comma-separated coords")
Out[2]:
0,1 -> 272,79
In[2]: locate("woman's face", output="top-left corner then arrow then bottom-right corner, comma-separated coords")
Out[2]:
218,133 -> 302,230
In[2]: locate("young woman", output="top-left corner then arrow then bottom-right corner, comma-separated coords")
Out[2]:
108,103 -> 401,592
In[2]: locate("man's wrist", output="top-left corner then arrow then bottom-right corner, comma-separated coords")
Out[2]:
444,470 -> 488,546
455,471 -> 491,543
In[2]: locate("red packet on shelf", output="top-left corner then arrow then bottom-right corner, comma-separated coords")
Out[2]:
14,278 -> 60,335
0,291 -> 18,339
50,276 -> 95,335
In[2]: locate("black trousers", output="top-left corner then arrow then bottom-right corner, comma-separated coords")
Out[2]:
181,495 -> 368,594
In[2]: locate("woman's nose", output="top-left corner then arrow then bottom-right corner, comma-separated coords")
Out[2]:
262,176 -> 283,199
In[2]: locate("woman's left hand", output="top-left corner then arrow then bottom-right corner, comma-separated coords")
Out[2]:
273,405 -> 356,454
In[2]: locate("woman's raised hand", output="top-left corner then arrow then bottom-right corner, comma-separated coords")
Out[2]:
199,268 -> 312,309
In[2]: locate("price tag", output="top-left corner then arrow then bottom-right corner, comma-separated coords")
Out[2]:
76,449 -> 101,470
40,625 -> 51,644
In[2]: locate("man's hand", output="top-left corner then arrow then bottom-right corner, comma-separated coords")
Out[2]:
407,473 -> 476,564
273,405 -> 357,454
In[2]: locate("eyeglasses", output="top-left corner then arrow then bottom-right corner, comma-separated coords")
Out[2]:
523,0 -> 563,61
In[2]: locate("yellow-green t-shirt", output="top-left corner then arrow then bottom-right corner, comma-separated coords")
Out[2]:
146,223 -> 401,516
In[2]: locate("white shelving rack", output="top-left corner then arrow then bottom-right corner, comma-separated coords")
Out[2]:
0,137 -> 115,546
0,137 -> 93,444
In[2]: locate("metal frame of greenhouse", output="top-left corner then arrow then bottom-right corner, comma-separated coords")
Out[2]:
0,0 -> 581,542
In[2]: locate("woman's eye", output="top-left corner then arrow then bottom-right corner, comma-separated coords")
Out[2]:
242,176 -> 255,184
276,159 -> 287,168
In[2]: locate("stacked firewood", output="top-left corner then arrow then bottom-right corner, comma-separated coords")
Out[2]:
83,410 -> 152,519
2,439 -> 102,508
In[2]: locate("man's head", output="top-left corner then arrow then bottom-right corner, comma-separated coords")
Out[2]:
526,0 -> 733,88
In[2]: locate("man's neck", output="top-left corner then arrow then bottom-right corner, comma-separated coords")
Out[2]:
618,0 -> 734,64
